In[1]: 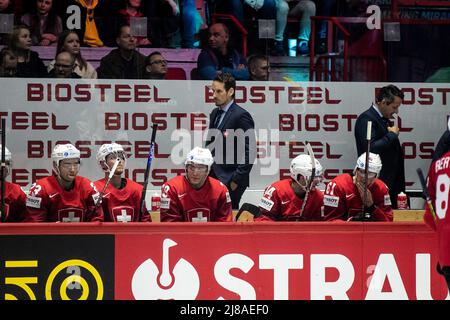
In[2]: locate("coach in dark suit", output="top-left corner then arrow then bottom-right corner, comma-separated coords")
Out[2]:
205,72 -> 256,209
354,85 -> 405,208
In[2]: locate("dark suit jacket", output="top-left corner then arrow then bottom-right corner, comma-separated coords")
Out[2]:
206,102 -> 256,188
354,106 -> 405,202
433,130 -> 450,162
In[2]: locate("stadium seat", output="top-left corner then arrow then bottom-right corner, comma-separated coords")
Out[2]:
190,67 -> 201,80
166,67 -> 187,80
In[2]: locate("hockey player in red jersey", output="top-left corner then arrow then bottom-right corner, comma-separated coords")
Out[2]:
1,146 -> 27,222
24,144 -> 103,222
323,152 -> 393,221
95,143 -> 150,222
160,147 -> 232,222
424,150 -> 450,291
255,154 -> 324,221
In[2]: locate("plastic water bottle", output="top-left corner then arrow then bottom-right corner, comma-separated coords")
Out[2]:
151,192 -> 161,211
397,192 -> 408,210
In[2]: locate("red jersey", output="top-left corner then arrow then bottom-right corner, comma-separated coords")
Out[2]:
323,173 -> 393,221
160,175 -> 232,222
94,177 -> 150,222
255,179 -> 324,221
1,181 -> 27,222
424,151 -> 450,266
25,175 -> 103,222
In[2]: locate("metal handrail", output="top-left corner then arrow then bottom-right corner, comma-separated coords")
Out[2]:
310,16 -> 351,81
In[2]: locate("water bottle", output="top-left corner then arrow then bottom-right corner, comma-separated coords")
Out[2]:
397,192 -> 408,210
151,192 -> 161,211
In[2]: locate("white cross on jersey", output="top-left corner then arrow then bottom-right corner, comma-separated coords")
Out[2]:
62,212 -> 80,222
192,211 -> 208,222
117,209 -> 132,223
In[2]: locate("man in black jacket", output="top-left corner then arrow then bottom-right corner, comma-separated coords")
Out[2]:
354,84 -> 405,208
97,25 -> 146,79
205,72 -> 256,209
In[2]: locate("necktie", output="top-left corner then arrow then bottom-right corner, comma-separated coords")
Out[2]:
213,109 -> 224,128
382,117 -> 391,127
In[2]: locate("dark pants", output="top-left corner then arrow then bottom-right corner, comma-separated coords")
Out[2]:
228,183 -> 247,210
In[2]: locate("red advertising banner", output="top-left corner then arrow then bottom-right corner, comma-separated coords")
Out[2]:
114,222 -> 449,300
0,222 -> 447,300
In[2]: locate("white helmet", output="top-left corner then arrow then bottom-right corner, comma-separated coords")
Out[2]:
96,143 -> 125,172
0,145 -> 12,177
355,152 -> 382,175
185,147 -> 214,172
290,154 -> 323,184
51,144 -> 81,167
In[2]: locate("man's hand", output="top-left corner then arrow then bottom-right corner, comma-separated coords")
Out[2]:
230,181 -> 238,191
355,180 -> 374,207
388,125 -> 400,135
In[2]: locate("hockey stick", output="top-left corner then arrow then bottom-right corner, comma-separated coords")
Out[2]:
299,141 -> 316,216
362,121 -> 372,220
416,168 -> 437,222
1,119 -> 5,223
139,124 -> 158,220
94,158 -> 120,209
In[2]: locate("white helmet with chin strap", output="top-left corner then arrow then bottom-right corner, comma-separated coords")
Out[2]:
51,144 -> 80,175
290,154 -> 323,186
185,147 -> 214,172
0,145 -> 12,177
96,143 -> 125,172
355,152 -> 382,175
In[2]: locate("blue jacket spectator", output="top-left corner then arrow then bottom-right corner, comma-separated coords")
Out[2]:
197,23 -> 249,80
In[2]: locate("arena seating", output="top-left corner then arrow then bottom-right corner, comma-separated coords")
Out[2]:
0,46 -> 201,80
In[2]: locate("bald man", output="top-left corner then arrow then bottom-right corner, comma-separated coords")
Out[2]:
197,23 -> 249,80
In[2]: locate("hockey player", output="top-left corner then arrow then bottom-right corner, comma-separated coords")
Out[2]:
323,152 -> 393,221
0,146 -> 27,222
95,143 -> 150,222
160,147 -> 232,222
424,150 -> 450,291
255,154 -> 324,221
24,144 -> 103,222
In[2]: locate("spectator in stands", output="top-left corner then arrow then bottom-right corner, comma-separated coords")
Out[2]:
160,147 -> 233,222
0,0 -> 12,13
95,143 -> 151,222
97,24 -> 146,79
49,51 -> 81,78
180,0 -> 203,48
323,152 -> 393,222
274,0 -> 316,55
63,0 -> 104,47
0,48 -> 17,77
7,25 -> 47,77
47,30 -> 97,79
0,0 -> 14,45
24,144 -> 103,222
214,0 -> 277,26
144,51 -> 167,79
142,0 -> 181,48
197,23 -> 249,80
255,154 -> 324,221
117,0 -> 151,47
0,145 -> 27,222
248,54 -> 269,81
21,0 -> 63,46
